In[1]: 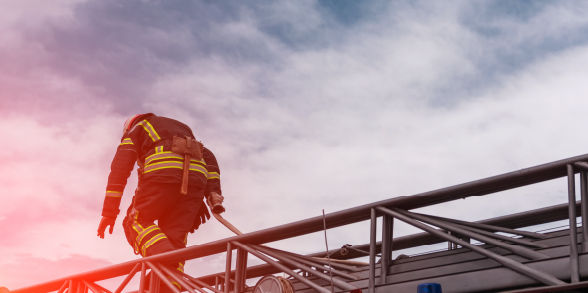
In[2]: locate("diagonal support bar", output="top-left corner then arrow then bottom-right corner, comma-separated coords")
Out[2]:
255,245 -> 359,280
57,280 -> 68,293
394,209 -> 548,260
448,221 -> 546,248
83,280 -> 107,293
182,272 -> 224,293
90,282 -> 112,293
416,213 -> 547,239
377,207 -> 566,286
114,263 -> 140,293
158,264 -> 204,293
232,241 -> 331,293
145,262 -> 181,293
252,244 -> 358,290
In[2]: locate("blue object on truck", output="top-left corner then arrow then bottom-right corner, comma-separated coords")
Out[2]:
417,283 -> 442,293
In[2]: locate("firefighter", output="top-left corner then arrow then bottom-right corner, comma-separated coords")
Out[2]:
97,113 -> 224,283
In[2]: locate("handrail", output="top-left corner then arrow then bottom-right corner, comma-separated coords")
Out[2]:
11,153 -> 588,293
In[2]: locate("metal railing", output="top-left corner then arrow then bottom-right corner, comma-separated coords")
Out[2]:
11,153 -> 588,293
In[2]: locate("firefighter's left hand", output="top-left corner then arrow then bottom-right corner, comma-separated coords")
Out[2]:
97,216 -> 116,239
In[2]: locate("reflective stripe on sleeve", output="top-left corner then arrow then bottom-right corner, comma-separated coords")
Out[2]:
105,190 -> 123,198
137,120 -> 161,142
120,138 -> 134,146
207,172 -> 220,180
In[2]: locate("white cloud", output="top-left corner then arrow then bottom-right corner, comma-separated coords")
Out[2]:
4,0 -> 588,290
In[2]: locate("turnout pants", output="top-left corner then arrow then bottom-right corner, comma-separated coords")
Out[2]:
122,180 -> 205,264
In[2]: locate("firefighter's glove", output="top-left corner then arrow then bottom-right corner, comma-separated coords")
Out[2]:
97,216 -> 116,239
206,192 -> 225,214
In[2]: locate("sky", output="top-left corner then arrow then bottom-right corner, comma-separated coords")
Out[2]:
2,0 -> 588,290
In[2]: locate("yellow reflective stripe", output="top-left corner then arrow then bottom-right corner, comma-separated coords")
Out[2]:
155,146 -> 163,153
105,191 -> 123,198
145,151 -> 173,161
136,225 -> 159,247
207,172 -> 220,180
191,159 -> 206,164
144,151 -> 205,166
132,223 -> 140,234
189,164 -> 208,176
143,161 -> 210,176
131,222 -> 142,252
145,152 -> 184,165
138,120 -> 161,142
144,120 -> 161,140
141,233 -> 167,256
143,161 -> 184,174
120,138 -> 134,145
131,218 -> 145,233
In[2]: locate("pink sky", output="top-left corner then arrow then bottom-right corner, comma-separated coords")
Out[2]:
4,0 -> 588,290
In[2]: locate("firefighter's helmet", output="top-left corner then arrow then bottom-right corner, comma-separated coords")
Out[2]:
122,114 -> 142,135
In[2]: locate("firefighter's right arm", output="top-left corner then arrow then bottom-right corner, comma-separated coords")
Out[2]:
203,147 -> 224,214
98,138 -> 137,238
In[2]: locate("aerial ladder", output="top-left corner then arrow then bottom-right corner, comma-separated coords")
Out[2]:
10,154 -> 588,292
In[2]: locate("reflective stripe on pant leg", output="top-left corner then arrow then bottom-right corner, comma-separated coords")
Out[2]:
131,218 -> 170,257
141,233 -> 169,256
136,225 -> 159,248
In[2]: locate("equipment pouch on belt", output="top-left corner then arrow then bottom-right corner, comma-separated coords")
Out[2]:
171,136 -> 203,160
171,136 -> 204,195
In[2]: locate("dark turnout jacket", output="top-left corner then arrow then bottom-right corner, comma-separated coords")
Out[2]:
101,113 -> 221,218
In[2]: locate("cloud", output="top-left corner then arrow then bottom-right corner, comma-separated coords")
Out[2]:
0,253 -> 111,290
3,0 -> 588,290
